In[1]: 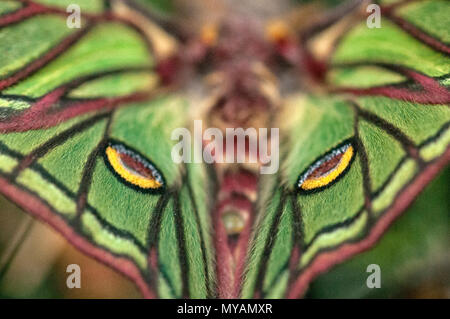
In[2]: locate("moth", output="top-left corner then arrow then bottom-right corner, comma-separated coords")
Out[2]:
0,0 -> 448,298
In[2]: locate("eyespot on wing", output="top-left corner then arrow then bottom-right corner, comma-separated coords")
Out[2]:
105,142 -> 164,191
297,141 -> 355,192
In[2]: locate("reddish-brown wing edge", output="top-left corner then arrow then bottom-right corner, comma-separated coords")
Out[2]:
0,177 -> 156,298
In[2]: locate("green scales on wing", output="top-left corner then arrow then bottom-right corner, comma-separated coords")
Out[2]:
0,0 -> 213,298
0,96 -> 216,298
241,0 -> 450,298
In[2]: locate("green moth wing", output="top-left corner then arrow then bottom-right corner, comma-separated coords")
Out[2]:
241,0 -> 450,298
0,0 -> 214,298
0,96 -> 216,298
308,168 -> 449,298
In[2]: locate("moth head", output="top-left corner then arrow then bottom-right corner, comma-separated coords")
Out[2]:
297,140 -> 355,192
104,141 -> 165,192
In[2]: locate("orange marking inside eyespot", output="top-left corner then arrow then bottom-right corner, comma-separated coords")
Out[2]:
106,146 -> 162,189
300,145 -> 354,190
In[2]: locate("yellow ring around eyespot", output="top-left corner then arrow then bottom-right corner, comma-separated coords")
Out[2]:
301,145 -> 354,191
106,146 -> 162,189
